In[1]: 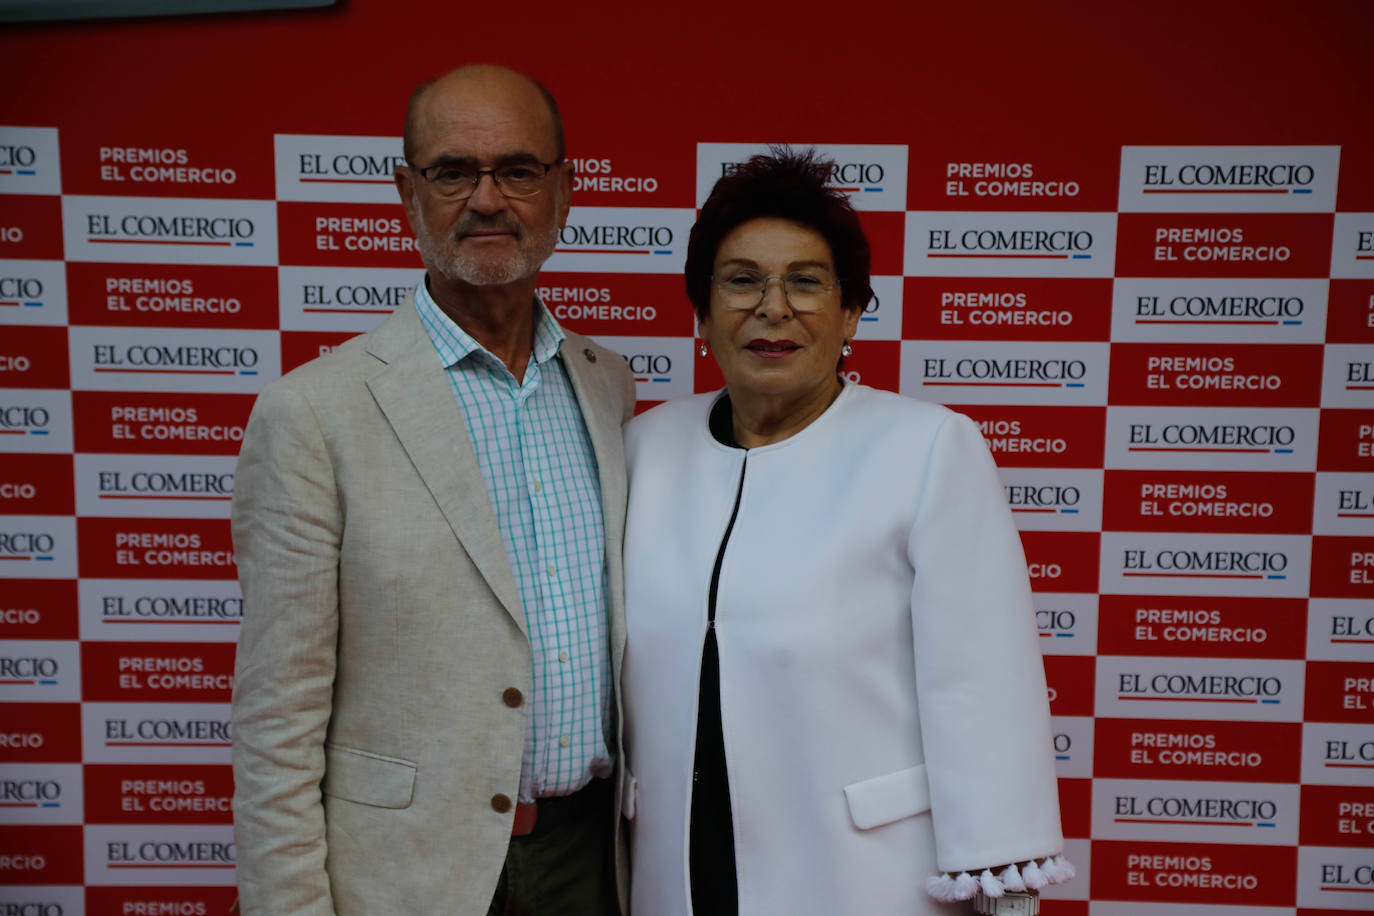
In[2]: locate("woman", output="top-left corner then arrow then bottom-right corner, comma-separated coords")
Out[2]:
621,148 -> 1072,915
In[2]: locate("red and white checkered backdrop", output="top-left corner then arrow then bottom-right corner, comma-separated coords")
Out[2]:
2,2 -> 1372,913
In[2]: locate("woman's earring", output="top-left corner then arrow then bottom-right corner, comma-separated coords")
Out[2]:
841,341 -> 853,357
698,342 -> 709,357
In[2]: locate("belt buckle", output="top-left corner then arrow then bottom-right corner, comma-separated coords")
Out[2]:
511,800 -> 538,836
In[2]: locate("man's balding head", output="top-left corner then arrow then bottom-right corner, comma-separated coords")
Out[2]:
403,65 -> 565,166
394,63 -> 574,291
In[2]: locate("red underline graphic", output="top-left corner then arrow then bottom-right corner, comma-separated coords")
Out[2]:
927,253 -> 1068,259
303,307 -> 389,313
1332,638 -> 1374,644
0,430 -> 25,434
1322,886 -> 1374,893
99,494 -> 231,500
1326,762 -> 1374,768
94,368 -> 235,375
1355,255 -> 1374,260
106,741 -> 232,747
1337,513 -> 1374,518
1013,508 -> 1056,513
0,301 -> 21,306
0,556 -> 33,560
108,864 -> 236,869
1135,319 -> 1278,325
89,238 -> 231,246
924,381 -> 1061,387
0,802 -> 39,807
104,618 -> 238,624
555,248 -> 652,254
1347,385 -> 1374,390
299,177 -> 392,184
1142,188 -> 1288,194
1119,695 -> 1255,703
1123,572 -> 1262,579
1114,817 -> 1251,826
1129,447 -> 1267,453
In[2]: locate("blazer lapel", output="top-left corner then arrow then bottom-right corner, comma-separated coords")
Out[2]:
561,334 -> 629,673
562,339 -> 621,513
364,304 -> 526,635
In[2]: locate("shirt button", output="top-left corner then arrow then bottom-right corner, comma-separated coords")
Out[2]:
502,688 -> 523,708
547,563 -> 557,578
559,650 -> 569,664
491,793 -> 512,813
559,735 -> 570,748
532,479 -> 543,494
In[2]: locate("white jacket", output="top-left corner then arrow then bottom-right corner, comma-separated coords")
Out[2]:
623,384 -> 1064,915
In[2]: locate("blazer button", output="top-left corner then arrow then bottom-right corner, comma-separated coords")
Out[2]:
491,793 -> 512,814
583,348 -> 597,363
502,687 -> 523,708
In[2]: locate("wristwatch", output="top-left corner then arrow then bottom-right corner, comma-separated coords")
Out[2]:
971,890 -> 1038,915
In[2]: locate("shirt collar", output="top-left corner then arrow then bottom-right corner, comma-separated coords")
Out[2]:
414,274 -> 566,370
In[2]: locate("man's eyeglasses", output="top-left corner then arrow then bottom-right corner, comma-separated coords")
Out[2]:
711,268 -> 842,313
411,159 -> 562,200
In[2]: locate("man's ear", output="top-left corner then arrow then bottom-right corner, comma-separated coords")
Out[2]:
557,160 -> 574,228
395,165 -> 419,229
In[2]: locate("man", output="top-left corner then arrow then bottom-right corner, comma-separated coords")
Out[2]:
231,65 -> 635,915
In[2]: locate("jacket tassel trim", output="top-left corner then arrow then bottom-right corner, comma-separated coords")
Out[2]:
925,856 -> 1076,901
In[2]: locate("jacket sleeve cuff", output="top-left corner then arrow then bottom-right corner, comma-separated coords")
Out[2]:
925,855 -> 1076,902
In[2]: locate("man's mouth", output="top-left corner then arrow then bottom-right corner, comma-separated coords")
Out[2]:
457,219 -> 521,241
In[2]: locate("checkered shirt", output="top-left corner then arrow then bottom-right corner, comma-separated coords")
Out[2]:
415,279 -> 612,801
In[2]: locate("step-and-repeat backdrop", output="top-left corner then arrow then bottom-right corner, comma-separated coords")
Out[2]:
2,2 -> 1372,914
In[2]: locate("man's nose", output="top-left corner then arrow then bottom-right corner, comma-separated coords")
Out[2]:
465,171 -> 507,213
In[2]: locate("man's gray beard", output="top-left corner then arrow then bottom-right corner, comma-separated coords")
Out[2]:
413,197 -> 558,287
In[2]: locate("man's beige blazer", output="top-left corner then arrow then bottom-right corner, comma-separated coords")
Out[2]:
230,298 -> 635,916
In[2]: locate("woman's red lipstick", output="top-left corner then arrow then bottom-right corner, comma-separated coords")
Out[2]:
745,338 -> 800,359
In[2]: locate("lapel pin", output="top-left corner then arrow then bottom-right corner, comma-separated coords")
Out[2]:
583,348 -> 597,363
